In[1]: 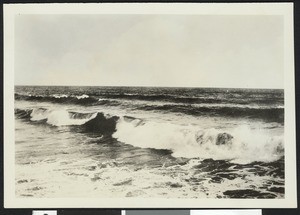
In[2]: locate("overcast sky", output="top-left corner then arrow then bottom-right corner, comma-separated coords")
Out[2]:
15,15 -> 283,88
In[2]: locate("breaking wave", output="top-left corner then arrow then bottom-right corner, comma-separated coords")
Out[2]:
15,108 -> 284,164
113,118 -> 284,164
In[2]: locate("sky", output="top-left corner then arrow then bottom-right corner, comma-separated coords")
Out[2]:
15,15 -> 283,88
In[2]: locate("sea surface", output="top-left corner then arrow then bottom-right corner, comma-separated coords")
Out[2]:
15,86 -> 284,198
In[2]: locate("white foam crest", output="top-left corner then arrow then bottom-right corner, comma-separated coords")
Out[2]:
76,94 -> 89,99
52,94 -> 69,98
113,119 -> 283,164
28,94 -> 43,98
46,110 -> 97,126
30,108 -> 50,121
29,108 -> 97,126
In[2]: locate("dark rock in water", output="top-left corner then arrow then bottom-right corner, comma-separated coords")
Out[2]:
216,133 -> 233,145
267,186 -> 284,194
223,189 -> 277,198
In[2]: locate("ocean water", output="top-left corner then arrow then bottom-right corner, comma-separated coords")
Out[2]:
15,86 -> 284,198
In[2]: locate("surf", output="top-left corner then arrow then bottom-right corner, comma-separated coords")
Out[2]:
113,117 -> 284,164
15,107 -> 284,164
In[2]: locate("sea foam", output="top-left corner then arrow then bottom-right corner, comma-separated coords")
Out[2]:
113,117 -> 284,164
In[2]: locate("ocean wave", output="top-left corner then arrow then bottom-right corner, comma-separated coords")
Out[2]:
138,104 -> 284,123
113,118 -> 284,164
15,108 -> 284,164
92,91 -> 283,105
15,108 -> 33,119
15,107 -> 119,135
15,93 -> 284,123
15,108 -> 97,126
15,93 -> 119,106
15,91 -> 282,106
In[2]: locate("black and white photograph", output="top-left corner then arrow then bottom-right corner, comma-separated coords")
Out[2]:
3,3 -> 296,208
